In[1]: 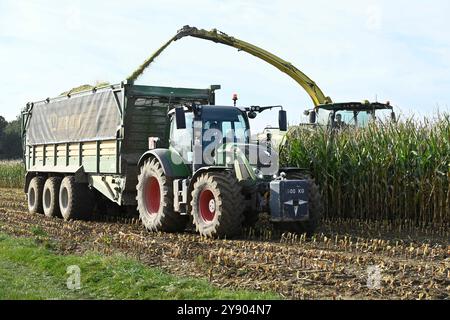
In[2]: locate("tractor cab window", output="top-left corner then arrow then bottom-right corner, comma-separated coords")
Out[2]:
201,113 -> 249,166
203,114 -> 248,145
234,114 -> 248,143
222,114 -> 248,144
170,112 -> 194,163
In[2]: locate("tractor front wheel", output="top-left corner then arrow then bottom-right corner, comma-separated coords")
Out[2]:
190,171 -> 245,238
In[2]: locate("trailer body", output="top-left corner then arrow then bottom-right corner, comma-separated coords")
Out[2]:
22,82 -> 218,205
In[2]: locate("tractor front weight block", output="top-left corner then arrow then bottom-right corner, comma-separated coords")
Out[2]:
269,180 -> 309,222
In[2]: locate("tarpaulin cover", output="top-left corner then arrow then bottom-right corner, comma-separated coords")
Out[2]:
27,90 -> 122,145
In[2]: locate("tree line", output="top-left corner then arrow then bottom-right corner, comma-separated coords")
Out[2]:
0,115 -> 22,160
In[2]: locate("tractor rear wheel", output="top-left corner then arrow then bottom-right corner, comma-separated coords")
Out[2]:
27,176 -> 45,214
190,171 -> 245,238
59,176 -> 94,221
43,177 -> 62,218
136,158 -> 188,232
275,173 -> 323,236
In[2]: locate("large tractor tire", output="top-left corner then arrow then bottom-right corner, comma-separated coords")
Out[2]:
136,158 -> 188,232
190,171 -> 245,238
43,177 -> 62,218
27,176 -> 45,214
59,176 -> 94,221
275,173 -> 323,236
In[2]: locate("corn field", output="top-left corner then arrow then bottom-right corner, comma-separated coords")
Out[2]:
280,116 -> 450,228
0,160 -> 25,189
1,117 -> 450,228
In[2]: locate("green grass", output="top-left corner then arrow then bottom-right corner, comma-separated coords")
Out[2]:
0,160 -> 25,189
0,233 -> 279,300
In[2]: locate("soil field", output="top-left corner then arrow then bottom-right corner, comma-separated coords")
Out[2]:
0,188 -> 448,300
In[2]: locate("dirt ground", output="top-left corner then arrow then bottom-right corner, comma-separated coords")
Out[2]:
0,188 -> 448,300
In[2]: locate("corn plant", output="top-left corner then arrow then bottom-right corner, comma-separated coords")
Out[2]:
280,115 -> 450,228
0,160 -> 25,189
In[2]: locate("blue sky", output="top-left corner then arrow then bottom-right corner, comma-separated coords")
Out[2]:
0,0 -> 449,132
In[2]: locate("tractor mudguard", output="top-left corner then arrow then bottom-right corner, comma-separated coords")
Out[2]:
187,166 -> 232,197
137,149 -> 190,178
188,166 -> 231,189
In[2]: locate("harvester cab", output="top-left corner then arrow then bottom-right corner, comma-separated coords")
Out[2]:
304,101 -> 396,129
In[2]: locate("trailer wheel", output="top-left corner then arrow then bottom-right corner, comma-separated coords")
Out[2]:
136,158 -> 187,232
190,171 -> 245,238
275,173 -> 323,236
59,176 -> 94,221
43,177 -> 62,218
27,176 -> 45,214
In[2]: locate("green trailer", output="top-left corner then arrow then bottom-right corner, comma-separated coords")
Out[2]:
22,82 -> 217,206
22,81 -> 322,238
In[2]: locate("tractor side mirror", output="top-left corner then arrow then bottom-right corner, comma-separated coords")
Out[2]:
175,107 -> 186,129
279,110 -> 287,131
309,110 -> 316,124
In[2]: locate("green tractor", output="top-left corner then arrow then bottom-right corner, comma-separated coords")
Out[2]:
136,104 -> 322,238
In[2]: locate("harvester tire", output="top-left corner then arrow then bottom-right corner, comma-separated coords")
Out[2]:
43,177 -> 62,218
275,173 -> 323,236
59,176 -> 94,221
136,158 -> 188,232
190,171 -> 245,238
27,176 -> 45,214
